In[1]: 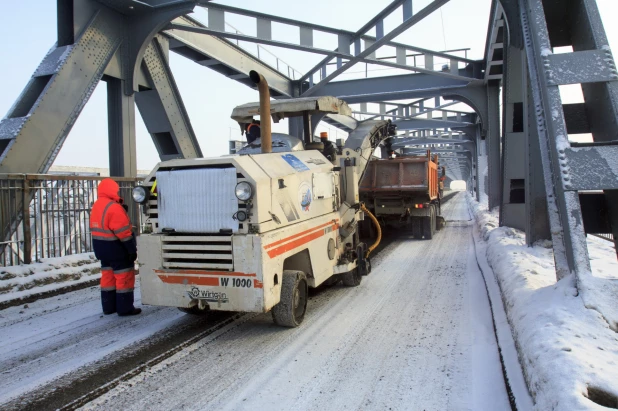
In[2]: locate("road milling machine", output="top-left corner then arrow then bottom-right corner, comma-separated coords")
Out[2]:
132,71 -> 396,327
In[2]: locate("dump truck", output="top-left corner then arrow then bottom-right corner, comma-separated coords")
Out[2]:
359,151 -> 446,240
131,71 -> 395,327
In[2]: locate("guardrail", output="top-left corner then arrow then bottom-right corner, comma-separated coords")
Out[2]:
590,233 -> 615,242
1,175 -> 141,266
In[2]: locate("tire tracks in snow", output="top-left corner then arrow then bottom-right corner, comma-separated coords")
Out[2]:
81,194 -> 512,411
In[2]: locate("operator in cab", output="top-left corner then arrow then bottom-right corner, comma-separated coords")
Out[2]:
90,178 -> 141,316
245,119 -> 261,144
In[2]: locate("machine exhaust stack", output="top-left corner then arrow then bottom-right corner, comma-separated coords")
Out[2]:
249,70 -> 272,154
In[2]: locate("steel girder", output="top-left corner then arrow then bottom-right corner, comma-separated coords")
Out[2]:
391,138 -> 474,146
510,0 -> 618,278
163,15 -> 294,98
0,0 -> 202,176
0,5 -> 125,174
395,116 -> 474,130
136,36 -> 202,161
302,0 -> 452,95
500,40 -> 550,239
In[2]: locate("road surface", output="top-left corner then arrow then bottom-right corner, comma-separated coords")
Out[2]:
0,193 -> 512,410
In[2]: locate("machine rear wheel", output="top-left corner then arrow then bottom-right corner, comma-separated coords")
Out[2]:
272,270 -> 308,327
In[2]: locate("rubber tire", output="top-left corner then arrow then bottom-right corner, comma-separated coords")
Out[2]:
432,206 -> 437,235
423,207 -> 434,240
342,267 -> 362,287
272,271 -> 308,327
178,306 -> 209,316
412,217 -> 422,239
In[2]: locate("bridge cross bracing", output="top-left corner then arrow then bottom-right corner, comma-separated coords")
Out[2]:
0,0 -> 617,290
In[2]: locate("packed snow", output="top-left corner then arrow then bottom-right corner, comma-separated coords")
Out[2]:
0,279 -> 190,406
468,194 -> 618,410
0,253 -> 100,305
79,194 -> 513,411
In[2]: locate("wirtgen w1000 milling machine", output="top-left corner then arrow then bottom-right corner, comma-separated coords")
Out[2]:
132,71 -> 395,327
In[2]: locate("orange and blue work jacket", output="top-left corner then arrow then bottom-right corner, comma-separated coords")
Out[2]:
90,179 -> 136,262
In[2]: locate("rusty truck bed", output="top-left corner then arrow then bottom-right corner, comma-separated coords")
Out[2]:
360,155 -> 439,201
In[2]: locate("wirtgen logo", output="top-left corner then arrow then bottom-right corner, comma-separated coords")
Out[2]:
187,286 -> 229,303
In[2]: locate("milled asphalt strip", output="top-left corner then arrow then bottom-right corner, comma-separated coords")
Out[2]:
59,312 -> 252,411
466,197 -> 534,410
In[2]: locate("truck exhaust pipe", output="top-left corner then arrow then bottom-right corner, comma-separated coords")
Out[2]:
249,70 -> 272,154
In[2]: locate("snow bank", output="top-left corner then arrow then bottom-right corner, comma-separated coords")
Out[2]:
0,254 -> 100,304
467,194 -> 618,410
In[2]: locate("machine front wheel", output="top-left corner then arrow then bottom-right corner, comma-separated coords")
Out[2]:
272,270 -> 308,327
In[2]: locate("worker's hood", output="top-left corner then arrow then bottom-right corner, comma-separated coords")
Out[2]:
98,178 -> 121,202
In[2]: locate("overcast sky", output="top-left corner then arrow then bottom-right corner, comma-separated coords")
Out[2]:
0,0 -> 617,171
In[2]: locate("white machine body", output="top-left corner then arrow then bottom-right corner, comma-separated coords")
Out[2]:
138,149 -> 360,313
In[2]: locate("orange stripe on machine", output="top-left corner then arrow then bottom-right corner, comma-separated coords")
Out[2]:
157,272 -> 261,288
265,221 -> 339,259
158,275 -> 219,287
264,220 -> 337,250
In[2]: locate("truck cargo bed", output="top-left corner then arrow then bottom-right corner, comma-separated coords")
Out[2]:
360,156 -> 439,201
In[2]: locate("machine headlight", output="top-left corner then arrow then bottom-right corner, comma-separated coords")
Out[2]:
132,186 -> 150,204
235,182 -> 253,201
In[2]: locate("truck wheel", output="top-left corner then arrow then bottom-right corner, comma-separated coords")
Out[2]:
412,218 -> 422,239
423,212 -> 433,240
272,270 -> 308,327
430,206 -> 436,237
342,266 -> 362,287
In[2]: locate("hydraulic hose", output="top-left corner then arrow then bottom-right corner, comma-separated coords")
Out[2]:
361,204 -> 381,257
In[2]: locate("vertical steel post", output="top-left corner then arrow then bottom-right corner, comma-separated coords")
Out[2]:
22,178 -> 32,264
107,78 -> 137,178
486,85 -> 501,210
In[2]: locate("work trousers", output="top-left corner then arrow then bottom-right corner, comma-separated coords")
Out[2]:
100,259 -> 136,315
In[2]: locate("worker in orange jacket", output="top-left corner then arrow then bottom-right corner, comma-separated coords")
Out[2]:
90,178 -> 141,316
245,119 -> 261,144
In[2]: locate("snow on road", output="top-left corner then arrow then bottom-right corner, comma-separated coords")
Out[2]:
82,193 -> 512,411
0,281 -> 189,404
469,195 -> 618,410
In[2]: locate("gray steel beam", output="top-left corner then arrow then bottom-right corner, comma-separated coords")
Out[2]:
486,85 -> 501,209
310,72 -> 472,101
392,138 -> 474,146
519,0 -> 589,278
395,117 -> 474,130
167,21 -> 477,84
136,36 -> 202,160
164,15 -> 294,97
525,74 -> 551,245
0,6 -> 124,173
500,43 -> 525,231
107,78 -> 137,177
303,0 -> 452,96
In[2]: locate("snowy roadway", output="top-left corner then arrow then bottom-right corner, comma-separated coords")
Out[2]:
0,193 -> 514,410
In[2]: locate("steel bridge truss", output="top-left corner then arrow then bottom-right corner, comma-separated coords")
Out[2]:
0,0 -> 616,282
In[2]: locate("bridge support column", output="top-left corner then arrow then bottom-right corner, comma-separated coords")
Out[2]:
107,78 -> 137,178
486,85 -> 501,210
136,36 -> 202,161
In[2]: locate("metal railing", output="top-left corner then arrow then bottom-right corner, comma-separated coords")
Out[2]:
1,175 -> 141,266
590,233 -> 615,242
